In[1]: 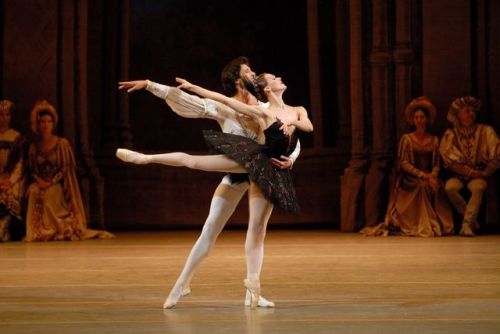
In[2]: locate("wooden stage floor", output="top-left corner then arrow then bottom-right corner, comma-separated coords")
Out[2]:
1,230 -> 500,333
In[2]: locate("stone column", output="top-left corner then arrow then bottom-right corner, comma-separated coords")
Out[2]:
101,0 -> 132,152
58,0 -> 105,228
364,0 -> 394,227
307,0 -> 323,147
340,0 -> 369,231
393,0 -> 417,140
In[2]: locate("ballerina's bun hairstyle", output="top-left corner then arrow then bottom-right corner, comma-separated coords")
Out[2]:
246,73 -> 269,103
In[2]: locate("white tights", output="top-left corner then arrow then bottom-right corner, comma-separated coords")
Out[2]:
246,187 -> 273,281
164,180 -> 273,307
147,152 -> 246,174
118,149 -> 275,307
173,180 -> 247,291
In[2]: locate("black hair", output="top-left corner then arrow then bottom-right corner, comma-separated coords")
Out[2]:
245,73 -> 268,102
37,110 -> 55,122
413,107 -> 429,117
220,56 -> 250,96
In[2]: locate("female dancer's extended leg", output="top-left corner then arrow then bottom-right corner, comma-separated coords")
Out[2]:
116,148 -> 246,173
244,184 -> 274,308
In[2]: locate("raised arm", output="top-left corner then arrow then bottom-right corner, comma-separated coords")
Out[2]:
176,78 -> 267,121
291,107 -> 314,132
118,79 -> 236,122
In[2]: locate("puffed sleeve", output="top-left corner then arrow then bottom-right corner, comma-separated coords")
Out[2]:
146,80 -> 237,123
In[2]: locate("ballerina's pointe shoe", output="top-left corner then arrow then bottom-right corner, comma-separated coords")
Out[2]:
163,285 -> 185,309
115,148 -> 149,164
243,279 -> 261,309
181,286 -> 191,296
244,290 -> 275,308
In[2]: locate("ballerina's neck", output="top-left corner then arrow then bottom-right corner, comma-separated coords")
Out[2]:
268,93 -> 285,109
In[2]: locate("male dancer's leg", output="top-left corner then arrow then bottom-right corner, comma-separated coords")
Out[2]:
163,177 -> 247,309
244,182 -> 275,307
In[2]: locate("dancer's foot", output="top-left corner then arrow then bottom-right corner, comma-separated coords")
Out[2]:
243,278 -> 260,309
116,148 -> 150,164
181,286 -> 191,296
163,285 -> 185,309
459,223 -> 475,237
244,290 -> 275,308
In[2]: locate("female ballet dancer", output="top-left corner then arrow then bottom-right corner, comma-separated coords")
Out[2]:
117,73 -> 313,307
118,56 -> 301,309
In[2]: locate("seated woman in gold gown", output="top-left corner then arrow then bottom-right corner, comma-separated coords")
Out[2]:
361,97 -> 454,237
24,101 -> 114,242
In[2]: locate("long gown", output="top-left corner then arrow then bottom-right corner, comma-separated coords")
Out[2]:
361,134 -> 454,237
0,128 -> 26,241
203,120 -> 300,215
25,137 -> 114,242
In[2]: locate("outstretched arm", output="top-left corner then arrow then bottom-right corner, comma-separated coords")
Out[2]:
119,79 -> 236,121
119,80 -> 149,93
176,78 -> 266,121
119,80 -> 171,100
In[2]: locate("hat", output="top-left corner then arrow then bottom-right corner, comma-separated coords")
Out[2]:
0,100 -> 14,112
404,96 -> 436,125
30,100 -> 58,134
447,96 -> 481,124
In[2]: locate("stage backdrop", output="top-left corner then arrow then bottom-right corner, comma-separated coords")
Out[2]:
1,0 -> 499,231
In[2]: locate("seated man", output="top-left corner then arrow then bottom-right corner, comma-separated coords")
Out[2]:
0,100 -> 26,241
439,96 -> 500,236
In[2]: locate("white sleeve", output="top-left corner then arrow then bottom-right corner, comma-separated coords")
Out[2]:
288,139 -> 301,164
146,80 -> 170,99
146,80 -> 236,122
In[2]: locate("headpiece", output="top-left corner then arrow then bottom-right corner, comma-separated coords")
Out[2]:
404,96 -> 436,125
447,96 -> 481,125
30,100 -> 58,133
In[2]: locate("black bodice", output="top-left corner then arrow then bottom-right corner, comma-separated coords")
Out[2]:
263,121 -> 297,159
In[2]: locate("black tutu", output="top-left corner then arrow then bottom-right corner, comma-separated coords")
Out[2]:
203,125 -> 300,215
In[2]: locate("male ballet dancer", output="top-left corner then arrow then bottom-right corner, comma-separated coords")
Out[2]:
119,57 -> 300,308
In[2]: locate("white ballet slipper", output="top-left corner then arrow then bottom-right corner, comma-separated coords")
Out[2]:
243,279 -> 261,309
116,148 -> 150,164
244,290 -> 275,308
181,286 -> 191,296
163,285 -> 184,309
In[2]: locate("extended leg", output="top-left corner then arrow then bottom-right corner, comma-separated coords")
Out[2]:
163,178 -> 248,308
116,148 -> 245,173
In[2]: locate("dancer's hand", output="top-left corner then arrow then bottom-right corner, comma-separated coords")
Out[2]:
428,174 -> 439,190
469,169 -> 484,179
176,77 -> 194,90
118,80 -> 148,92
278,120 -> 294,136
270,156 -> 293,169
